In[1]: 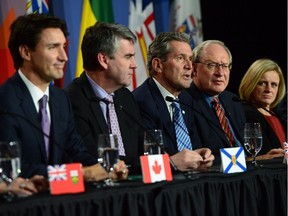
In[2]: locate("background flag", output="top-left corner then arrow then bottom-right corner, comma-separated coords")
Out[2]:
128,0 -> 156,90
25,0 -> 49,14
169,0 -> 203,49
0,1 -> 25,84
75,0 -> 114,78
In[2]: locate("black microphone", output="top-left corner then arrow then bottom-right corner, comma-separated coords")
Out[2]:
232,97 -> 286,123
93,96 -> 165,152
166,96 -> 238,147
104,98 -> 178,170
0,108 -> 70,164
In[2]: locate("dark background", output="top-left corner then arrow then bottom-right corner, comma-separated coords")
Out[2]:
200,0 -> 287,95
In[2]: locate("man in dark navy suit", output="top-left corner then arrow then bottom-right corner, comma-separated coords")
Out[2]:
133,32 -> 214,172
186,40 -> 246,164
65,22 -> 143,175
0,14 -> 128,181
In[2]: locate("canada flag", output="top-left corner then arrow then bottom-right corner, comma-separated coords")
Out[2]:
140,154 -> 173,183
47,163 -> 84,195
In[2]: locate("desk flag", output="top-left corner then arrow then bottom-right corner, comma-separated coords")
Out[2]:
220,147 -> 246,174
140,154 -> 172,183
48,163 -> 84,195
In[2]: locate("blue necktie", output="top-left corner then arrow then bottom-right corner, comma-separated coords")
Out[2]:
171,101 -> 192,151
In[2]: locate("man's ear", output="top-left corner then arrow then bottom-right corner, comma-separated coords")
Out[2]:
97,53 -> 109,70
152,58 -> 163,73
19,45 -> 31,61
192,63 -> 197,77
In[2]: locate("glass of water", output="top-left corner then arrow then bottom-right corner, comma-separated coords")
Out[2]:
0,141 -> 21,184
97,134 -> 119,186
143,129 -> 163,155
244,123 -> 263,167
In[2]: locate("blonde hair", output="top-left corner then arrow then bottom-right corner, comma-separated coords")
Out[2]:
239,58 -> 286,108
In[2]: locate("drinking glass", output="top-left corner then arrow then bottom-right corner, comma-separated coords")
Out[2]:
243,123 -> 263,167
97,134 -> 119,186
143,129 -> 163,155
0,141 -> 21,184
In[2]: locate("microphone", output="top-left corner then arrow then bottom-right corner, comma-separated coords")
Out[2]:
232,97 -> 286,123
0,108 -> 70,164
166,96 -> 238,147
106,99 -> 178,170
93,96 -> 165,152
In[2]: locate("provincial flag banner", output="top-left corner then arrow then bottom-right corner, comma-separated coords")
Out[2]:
140,154 -> 172,184
220,147 -> 246,174
48,163 -> 84,195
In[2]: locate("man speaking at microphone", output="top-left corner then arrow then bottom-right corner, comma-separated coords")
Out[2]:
185,40 -> 246,164
133,32 -> 214,172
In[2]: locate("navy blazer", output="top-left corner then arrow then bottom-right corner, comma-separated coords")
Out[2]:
65,72 -> 143,174
133,78 -> 202,155
186,83 -> 246,164
0,72 -> 97,178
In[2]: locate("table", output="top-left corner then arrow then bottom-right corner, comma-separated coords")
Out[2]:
0,159 -> 286,216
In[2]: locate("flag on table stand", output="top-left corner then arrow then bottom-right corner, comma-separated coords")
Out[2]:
140,154 -> 172,183
48,163 -> 84,195
129,0 -> 156,90
169,0 -> 203,49
75,0 -> 114,79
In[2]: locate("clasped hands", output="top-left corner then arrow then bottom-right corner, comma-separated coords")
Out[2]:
170,148 -> 215,172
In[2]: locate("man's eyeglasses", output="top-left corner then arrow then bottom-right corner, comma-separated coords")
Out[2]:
196,62 -> 232,71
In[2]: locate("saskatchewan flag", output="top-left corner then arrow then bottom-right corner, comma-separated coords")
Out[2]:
75,0 -> 114,78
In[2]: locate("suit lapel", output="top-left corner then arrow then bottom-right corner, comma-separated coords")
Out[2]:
148,78 -> 175,142
190,83 -> 230,145
12,73 -> 47,161
78,74 -> 109,133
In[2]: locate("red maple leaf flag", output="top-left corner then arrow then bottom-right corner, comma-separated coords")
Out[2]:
48,163 -> 85,195
140,154 -> 172,183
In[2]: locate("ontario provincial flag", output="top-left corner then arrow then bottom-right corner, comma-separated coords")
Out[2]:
48,163 -> 84,195
140,154 -> 172,183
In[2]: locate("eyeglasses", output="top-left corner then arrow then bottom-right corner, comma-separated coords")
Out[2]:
196,62 -> 232,71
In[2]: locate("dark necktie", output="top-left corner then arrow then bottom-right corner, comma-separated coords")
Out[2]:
211,97 -> 234,146
104,95 -> 126,156
171,101 -> 192,151
39,95 -> 50,157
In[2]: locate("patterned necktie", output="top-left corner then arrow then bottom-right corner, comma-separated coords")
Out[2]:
104,95 -> 126,156
39,95 -> 50,158
171,101 -> 192,151
211,97 -> 235,146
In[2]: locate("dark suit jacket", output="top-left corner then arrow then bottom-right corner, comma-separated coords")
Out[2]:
65,73 -> 143,174
186,83 -> 246,164
132,78 -> 202,156
0,72 -> 97,178
242,103 -> 285,154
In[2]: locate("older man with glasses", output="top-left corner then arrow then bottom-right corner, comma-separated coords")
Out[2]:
185,40 -> 246,165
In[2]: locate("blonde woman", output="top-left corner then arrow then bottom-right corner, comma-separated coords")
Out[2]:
239,58 -> 286,159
